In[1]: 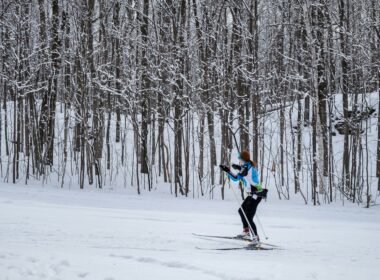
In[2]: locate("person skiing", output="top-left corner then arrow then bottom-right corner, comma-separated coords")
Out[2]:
219,150 -> 267,244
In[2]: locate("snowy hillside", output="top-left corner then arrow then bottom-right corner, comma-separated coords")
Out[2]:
1,184 -> 379,280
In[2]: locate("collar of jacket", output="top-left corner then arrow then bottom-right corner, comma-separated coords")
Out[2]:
242,161 -> 252,169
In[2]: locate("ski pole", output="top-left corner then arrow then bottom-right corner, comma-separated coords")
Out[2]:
229,180 -> 257,240
255,213 -> 269,240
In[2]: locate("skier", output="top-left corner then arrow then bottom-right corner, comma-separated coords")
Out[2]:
219,150 -> 267,244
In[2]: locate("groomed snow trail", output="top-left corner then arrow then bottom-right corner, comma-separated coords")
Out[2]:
1,184 -> 379,280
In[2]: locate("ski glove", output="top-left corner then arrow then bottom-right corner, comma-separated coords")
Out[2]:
253,189 -> 268,198
231,164 -> 241,170
219,164 -> 230,172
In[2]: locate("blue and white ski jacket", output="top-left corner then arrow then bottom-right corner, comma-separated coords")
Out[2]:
227,161 -> 261,194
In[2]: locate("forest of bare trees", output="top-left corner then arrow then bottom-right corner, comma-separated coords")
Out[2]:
0,0 -> 379,206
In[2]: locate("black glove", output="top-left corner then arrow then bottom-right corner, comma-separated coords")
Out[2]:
231,164 -> 241,170
219,164 -> 230,173
254,189 -> 268,198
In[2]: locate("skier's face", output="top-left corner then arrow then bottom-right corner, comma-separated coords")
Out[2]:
238,153 -> 245,165
238,157 -> 246,165
238,154 -> 242,164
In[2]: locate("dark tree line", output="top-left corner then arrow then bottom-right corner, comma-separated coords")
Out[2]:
0,0 -> 379,206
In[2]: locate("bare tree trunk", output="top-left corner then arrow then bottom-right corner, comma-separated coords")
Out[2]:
46,0 -> 61,167
174,101 -> 183,196
250,0 -> 259,163
140,0 -> 150,186
280,106 -> 285,188
207,110 -> 217,196
312,98 -> 318,206
296,96 -> 303,191
184,112 -> 190,196
219,108 -> 228,199
12,88 -> 17,184
317,3 -> 329,197
340,0 -> 350,192
377,80 -> 380,191
198,114 -> 205,196
376,3 -> 380,191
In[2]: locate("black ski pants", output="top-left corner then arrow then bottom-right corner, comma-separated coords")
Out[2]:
238,196 -> 262,236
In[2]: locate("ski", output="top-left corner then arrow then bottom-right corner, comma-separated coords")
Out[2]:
196,243 -> 276,251
192,233 -> 280,248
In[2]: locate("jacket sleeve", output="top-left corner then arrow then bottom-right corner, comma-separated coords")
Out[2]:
227,172 -> 239,181
227,166 -> 248,182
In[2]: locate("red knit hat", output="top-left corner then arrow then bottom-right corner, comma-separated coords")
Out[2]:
239,150 -> 250,162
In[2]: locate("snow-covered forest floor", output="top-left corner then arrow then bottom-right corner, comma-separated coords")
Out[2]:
1,183 -> 379,280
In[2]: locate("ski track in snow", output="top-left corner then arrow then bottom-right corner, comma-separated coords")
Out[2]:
109,254 -> 255,280
1,184 -> 380,280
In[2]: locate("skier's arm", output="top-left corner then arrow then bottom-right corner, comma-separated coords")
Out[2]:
219,164 -> 249,184
226,172 -> 239,181
226,166 -> 248,182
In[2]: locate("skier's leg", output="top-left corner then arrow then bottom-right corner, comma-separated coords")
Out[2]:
244,197 -> 256,235
249,197 -> 262,236
251,197 -> 262,217
238,197 -> 250,229
250,220 -> 258,236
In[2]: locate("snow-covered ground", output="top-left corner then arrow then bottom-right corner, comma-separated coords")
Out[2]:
1,184 -> 379,280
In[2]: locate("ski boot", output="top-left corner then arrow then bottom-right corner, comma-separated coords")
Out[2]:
250,235 -> 260,246
236,228 -> 251,240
